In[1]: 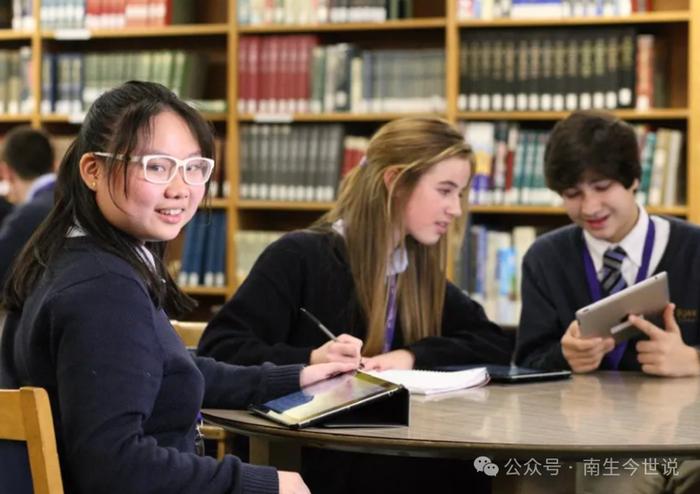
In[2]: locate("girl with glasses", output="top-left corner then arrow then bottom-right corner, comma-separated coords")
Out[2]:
0,81 -> 353,494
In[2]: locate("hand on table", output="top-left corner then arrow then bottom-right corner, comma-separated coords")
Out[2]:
362,349 -> 415,371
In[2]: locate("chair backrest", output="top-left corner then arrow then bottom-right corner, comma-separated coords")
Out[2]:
170,320 -> 207,348
0,387 -> 63,494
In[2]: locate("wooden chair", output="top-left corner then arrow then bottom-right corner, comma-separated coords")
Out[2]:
170,320 -> 233,460
0,387 -> 64,494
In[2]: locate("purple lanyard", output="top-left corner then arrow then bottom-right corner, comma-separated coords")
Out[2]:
581,219 -> 655,369
383,274 -> 398,353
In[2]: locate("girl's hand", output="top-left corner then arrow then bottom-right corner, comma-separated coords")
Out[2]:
309,334 -> 363,365
362,349 -> 415,371
300,361 -> 358,387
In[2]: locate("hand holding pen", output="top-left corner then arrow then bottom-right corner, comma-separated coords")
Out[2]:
300,308 -> 364,367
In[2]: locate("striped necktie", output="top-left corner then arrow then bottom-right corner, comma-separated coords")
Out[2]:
601,246 -> 627,296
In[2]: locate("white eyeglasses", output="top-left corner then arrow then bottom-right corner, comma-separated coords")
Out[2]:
93,152 -> 215,185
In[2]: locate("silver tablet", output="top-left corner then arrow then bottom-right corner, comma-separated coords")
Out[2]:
576,272 -> 669,341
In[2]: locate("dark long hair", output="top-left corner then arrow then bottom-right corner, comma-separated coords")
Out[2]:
3,81 -> 215,316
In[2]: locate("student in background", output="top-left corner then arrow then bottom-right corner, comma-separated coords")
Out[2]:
514,110 -> 700,494
199,116 -> 513,494
0,81 -> 353,494
0,196 -> 10,224
0,126 -> 56,287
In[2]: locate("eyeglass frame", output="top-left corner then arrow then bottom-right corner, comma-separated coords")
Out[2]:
92,152 -> 215,185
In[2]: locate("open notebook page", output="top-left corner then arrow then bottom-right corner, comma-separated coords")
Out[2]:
365,367 -> 489,395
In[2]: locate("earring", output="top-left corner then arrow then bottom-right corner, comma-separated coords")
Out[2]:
91,181 -> 96,189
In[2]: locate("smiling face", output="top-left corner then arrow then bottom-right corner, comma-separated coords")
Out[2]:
401,156 -> 471,245
87,111 -> 206,242
561,174 -> 639,243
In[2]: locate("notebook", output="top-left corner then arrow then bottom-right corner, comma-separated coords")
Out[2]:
366,367 -> 489,395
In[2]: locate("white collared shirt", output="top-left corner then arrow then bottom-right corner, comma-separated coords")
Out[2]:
331,219 -> 408,276
23,173 -> 56,204
583,206 -> 670,285
66,223 -> 157,271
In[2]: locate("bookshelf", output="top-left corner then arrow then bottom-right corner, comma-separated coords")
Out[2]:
0,0 -> 697,315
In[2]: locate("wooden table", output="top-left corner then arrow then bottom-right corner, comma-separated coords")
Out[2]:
203,372 -> 700,467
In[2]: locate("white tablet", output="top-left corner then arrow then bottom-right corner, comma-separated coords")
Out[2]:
576,272 -> 669,341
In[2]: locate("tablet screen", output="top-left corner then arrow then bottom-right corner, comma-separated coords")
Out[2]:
250,371 -> 401,427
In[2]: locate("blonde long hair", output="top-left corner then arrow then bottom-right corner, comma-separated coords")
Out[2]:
314,117 -> 474,355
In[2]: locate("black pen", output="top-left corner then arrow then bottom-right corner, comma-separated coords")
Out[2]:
300,307 -> 337,341
300,307 -> 365,369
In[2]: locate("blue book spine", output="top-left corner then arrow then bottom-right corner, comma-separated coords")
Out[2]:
177,212 -> 198,286
188,212 -> 207,286
214,212 -> 227,287
203,212 -> 219,287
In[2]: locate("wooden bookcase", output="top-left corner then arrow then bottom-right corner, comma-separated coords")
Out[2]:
2,0 -> 698,310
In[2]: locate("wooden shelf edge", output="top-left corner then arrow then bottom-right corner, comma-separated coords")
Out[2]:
180,286 -> 229,296
0,29 -> 32,40
42,23 -> 230,39
202,199 -> 230,209
239,112 -> 446,122
469,205 -> 688,216
0,114 -> 32,122
237,200 -> 334,211
238,17 -> 446,33
457,109 -> 689,121
457,10 -> 690,28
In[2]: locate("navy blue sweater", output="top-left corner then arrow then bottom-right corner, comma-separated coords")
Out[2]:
198,230 -> 513,368
515,218 -> 700,371
0,237 -> 303,494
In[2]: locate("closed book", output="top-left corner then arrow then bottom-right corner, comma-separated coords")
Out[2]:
662,130 -> 683,207
617,28 -> 636,109
202,212 -> 219,287
648,128 -> 670,207
177,212 -> 199,286
187,212 -> 207,286
214,212 -> 227,287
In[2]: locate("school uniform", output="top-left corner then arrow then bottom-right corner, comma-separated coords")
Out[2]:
515,209 -> 700,371
198,229 -> 513,368
0,236 -> 303,494
0,173 -> 56,286
199,227 -> 512,494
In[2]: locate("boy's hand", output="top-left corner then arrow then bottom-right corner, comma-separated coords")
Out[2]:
633,303 -> 700,377
561,320 -> 615,373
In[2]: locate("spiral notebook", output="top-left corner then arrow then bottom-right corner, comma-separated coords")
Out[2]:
367,367 -> 489,395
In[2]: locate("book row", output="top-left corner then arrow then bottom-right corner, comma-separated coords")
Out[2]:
457,0 -> 650,20
0,47 -> 33,114
237,0 -> 415,26
458,28 -> 667,113
40,50 -> 209,116
239,123 -> 368,202
462,122 -> 559,206
34,0 -> 195,30
462,121 -> 685,207
454,223 -> 540,325
177,211 -> 227,288
238,36 -> 445,114
633,125 -> 684,208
